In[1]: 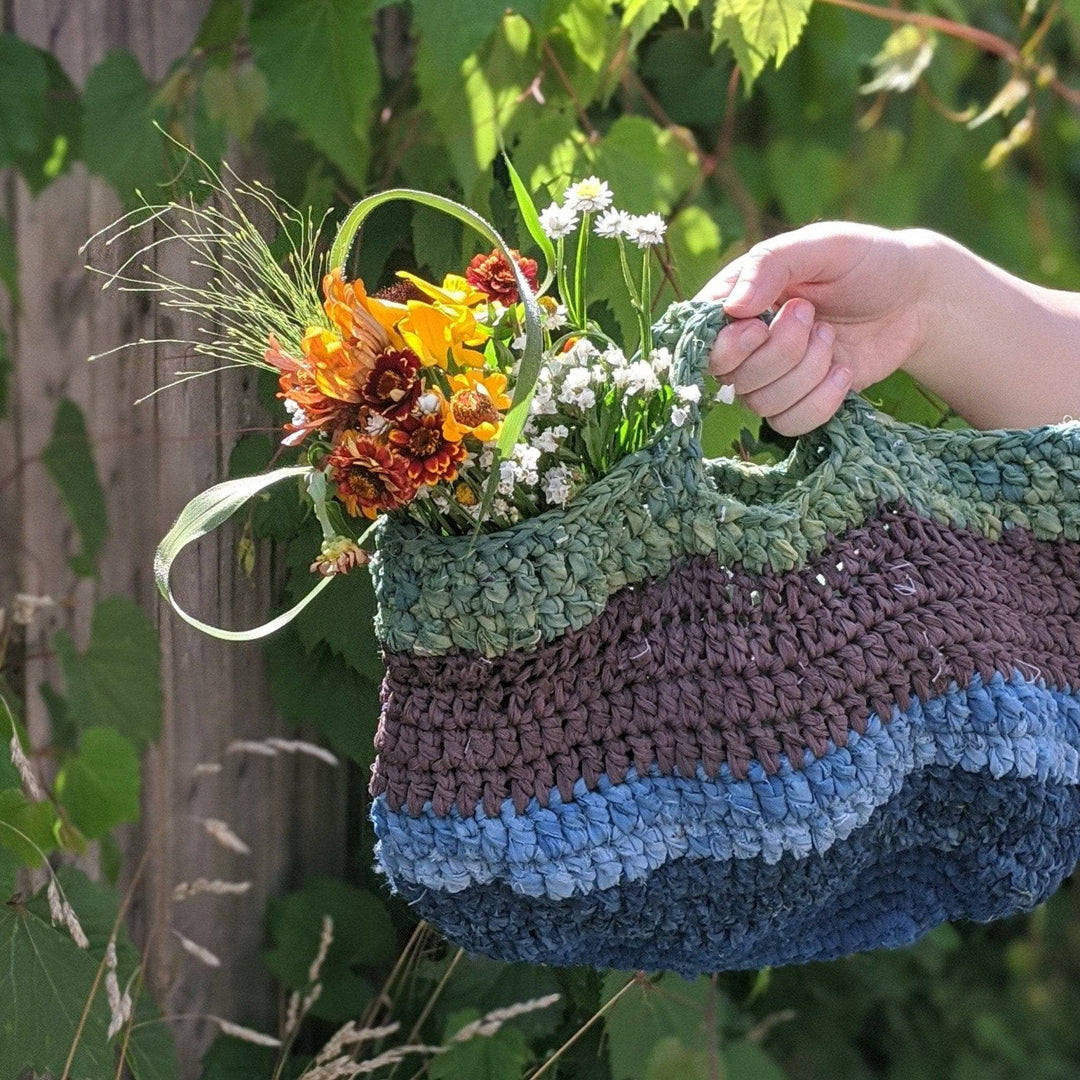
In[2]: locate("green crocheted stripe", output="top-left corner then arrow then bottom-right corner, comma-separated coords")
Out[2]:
370,302 -> 1080,657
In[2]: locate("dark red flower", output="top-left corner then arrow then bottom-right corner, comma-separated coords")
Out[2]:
464,248 -> 539,305
388,411 -> 467,485
359,347 -> 422,421
327,431 -> 418,519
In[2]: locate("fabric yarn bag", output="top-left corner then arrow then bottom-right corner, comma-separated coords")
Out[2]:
368,299 -> 1080,976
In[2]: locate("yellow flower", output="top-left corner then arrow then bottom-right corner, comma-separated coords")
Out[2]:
397,298 -> 489,370
442,369 -> 512,443
396,271 -> 487,308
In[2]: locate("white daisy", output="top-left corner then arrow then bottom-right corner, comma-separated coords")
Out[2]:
623,212 -> 667,248
594,208 -> 629,239
564,176 -> 613,214
538,201 -> 579,239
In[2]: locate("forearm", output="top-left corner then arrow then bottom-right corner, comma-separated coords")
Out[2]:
902,233 -> 1080,429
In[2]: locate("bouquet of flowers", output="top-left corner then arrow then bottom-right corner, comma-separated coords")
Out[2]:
95,163 -> 1080,978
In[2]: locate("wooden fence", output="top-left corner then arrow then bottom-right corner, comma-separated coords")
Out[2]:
0,1 -> 351,1070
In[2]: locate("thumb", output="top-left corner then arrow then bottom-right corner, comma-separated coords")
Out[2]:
717,239 -> 802,319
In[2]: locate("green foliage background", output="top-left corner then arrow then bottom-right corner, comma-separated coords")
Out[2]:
1,0 -> 1079,1076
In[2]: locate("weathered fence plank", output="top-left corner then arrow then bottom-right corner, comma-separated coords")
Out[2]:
3,1 -> 351,1071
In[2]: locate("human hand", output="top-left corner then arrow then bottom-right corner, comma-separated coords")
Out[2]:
696,222 -> 941,434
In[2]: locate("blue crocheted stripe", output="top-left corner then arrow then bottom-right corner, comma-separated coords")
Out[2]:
397,768 -> 1080,975
371,671 -> 1080,901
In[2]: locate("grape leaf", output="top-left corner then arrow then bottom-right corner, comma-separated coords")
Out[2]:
41,398 -> 107,578
11,45 -> 81,192
264,877 -> 397,1022
603,973 -> 732,1080
83,50 -> 169,204
0,788 -> 60,865
0,33 -> 48,165
430,1012 -> 531,1080
250,0 -> 378,186
55,595 -> 162,748
712,0 -> 814,89
54,727 -> 141,839
0,902 -> 114,1080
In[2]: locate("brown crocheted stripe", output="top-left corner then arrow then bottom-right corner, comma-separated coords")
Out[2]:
371,505 -> 1080,817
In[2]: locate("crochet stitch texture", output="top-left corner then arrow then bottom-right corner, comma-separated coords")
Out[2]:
369,300 -> 1080,973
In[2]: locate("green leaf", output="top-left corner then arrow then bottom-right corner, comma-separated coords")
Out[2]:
640,29 -> 729,128
195,0 -> 248,56
83,50 -> 169,204
56,594 -> 162,749
40,398 -> 107,578
411,0 -> 546,71
25,867 -> 179,1080
765,138 -> 845,222
504,152 -> 556,286
227,434 -> 310,542
201,1038 -> 283,1080
0,788 -> 59,865
430,1013 -> 531,1080
264,877 -> 397,1022
54,727 -> 141,839
721,1040 -> 787,1079
202,64 -> 268,145
249,0 -> 378,185
712,0 -> 814,89
665,205 -> 723,298
0,844 -> 17,899
645,1037 -> 711,1080
264,627 -> 379,767
0,902 -> 115,1079
415,13 -> 537,196
11,46 -> 81,192
603,973 -> 731,1080
0,34 -> 48,165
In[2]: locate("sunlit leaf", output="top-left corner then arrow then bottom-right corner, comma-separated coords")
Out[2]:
55,594 -> 162,748
712,0 -> 814,88
54,727 -> 141,840
202,64 -> 267,145
250,0 -> 378,185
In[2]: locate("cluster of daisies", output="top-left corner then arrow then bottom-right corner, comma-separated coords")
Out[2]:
264,176 -> 728,560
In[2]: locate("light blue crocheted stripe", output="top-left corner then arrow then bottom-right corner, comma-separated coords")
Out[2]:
371,670 -> 1080,901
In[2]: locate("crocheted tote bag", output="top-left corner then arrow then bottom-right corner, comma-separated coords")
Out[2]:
368,299 -> 1080,976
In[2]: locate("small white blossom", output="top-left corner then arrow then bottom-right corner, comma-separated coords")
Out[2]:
510,331 -> 527,352
715,383 -> 737,405
671,405 -> 691,427
529,381 -> 557,415
602,346 -> 627,368
623,359 -> 661,396
417,392 -> 440,415
512,444 -> 542,486
541,304 -> 569,331
539,201 -> 579,239
623,212 -> 667,248
542,465 -> 575,506
565,338 -> 599,365
564,176 -> 613,214
365,413 -> 390,436
498,460 -> 517,495
594,208 -> 629,238
650,347 -> 672,373
676,384 -> 701,404
532,423 -> 568,453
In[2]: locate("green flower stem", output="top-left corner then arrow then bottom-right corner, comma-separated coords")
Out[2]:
573,212 -> 591,330
640,247 -> 653,358
556,236 -> 576,325
616,236 -> 649,353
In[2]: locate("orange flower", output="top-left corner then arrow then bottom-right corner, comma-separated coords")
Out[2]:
359,347 -> 423,420
465,248 -> 538,305
265,335 -> 357,442
327,431 -> 418,519
388,411 -> 467,485
442,370 -> 512,443
322,268 -> 405,353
